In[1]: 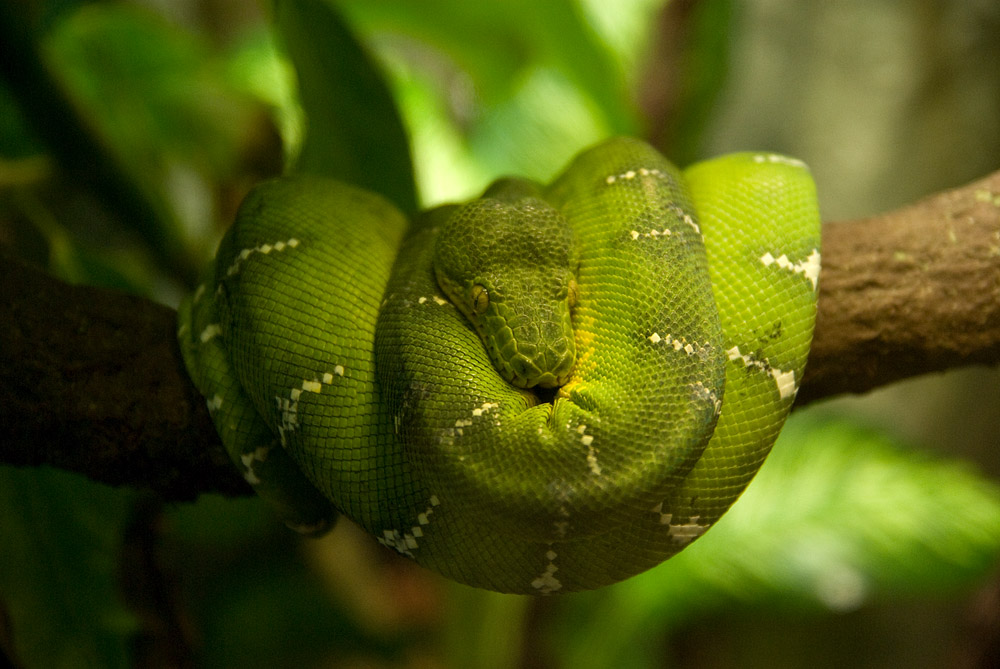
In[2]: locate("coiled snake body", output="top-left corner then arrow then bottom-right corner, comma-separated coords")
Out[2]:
178,138 -> 820,594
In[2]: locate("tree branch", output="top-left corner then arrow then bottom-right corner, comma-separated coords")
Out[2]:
797,169 -> 1000,403
0,255 -> 250,500
2,169 -> 999,498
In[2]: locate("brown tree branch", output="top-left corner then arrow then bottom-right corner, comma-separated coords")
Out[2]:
1,169 -> 999,499
797,169 -> 1000,403
0,255 -> 249,499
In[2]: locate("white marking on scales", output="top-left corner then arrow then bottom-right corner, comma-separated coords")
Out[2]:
668,516 -> 707,545
651,502 -> 709,545
199,323 -> 221,343
628,202 -> 700,239
648,332 -> 712,359
443,402 -> 499,442
531,549 -> 562,594
417,295 -> 451,306
239,445 -> 271,485
472,401 -> 498,416
605,166 -> 669,185
752,153 -> 808,169
631,227 -> 672,240
376,495 -> 440,558
577,425 -> 600,475
225,237 -> 300,277
276,367 -> 347,445
727,345 -> 798,400
690,381 -> 722,415
760,248 -> 821,291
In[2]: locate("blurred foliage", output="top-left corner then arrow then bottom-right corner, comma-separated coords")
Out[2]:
1,0 -> 998,667
333,0 -> 648,203
275,0 -> 416,212
0,468 -> 137,668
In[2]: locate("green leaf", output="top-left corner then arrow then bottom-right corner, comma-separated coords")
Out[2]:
443,584 -> 529,669
0,80 -> 44,160
697,417 -> 1000,602
0,467 -> 138,669
335,0 -> 645,200
45,5 -> 260,178
338,0 -> 635,131
40,3 -> 265,284
274,0 -> 417,213
548,415 -> 1000,669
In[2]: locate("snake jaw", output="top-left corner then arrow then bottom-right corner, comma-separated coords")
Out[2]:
471,296 -> 576,389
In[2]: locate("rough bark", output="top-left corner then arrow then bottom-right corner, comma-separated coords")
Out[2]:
797,169 -> 1000,402
0,254 -> 249,499
1,169 -> 999,498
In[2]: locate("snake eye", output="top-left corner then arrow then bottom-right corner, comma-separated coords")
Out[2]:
471,284 -> 489,314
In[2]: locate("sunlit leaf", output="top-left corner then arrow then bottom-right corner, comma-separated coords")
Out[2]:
274,0 -> 417,213
335,0 -> 646,201
45,5 -> 259,178
337,0 -> 634,128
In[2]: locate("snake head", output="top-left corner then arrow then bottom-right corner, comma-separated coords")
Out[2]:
434,191 -> 579,389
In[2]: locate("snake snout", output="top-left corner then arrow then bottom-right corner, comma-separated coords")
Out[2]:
507,334 -> 575,389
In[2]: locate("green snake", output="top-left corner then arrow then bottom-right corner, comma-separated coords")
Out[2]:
177,138 -> 820,594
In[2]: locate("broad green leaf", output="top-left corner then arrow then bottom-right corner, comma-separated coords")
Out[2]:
274,0 -> 417,213
335,0 -> 649,202
548,415 -> 1000,669
0,467 -> 137,669
222,28 -> 305,169
46,5 -> 259,178
42,4 -> 264,281
337,0 -> 635,130
443,584 -> 530,669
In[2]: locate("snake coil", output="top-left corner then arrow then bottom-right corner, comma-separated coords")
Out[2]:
178,138 -> 820,594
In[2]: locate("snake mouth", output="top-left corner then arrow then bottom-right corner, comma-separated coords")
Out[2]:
504,341 -> 575,389
531,384 -> 561,405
